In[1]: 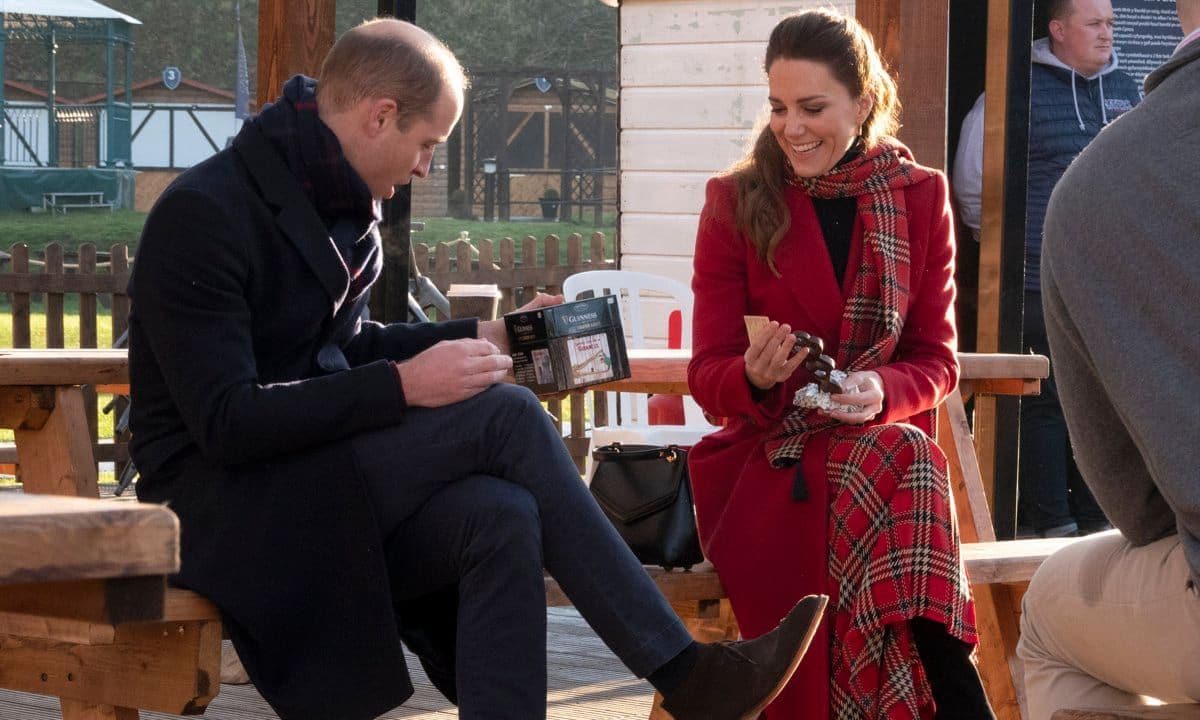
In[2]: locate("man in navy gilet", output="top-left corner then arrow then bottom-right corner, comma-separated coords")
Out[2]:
952,0 -> 1141,539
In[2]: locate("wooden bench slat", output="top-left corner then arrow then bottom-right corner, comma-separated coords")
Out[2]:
1052,706 -> 1200,719
0,619 -> 221,715
961,536 -> 1089,585
0,577 -> 167,625
0,495 -> 178,587
544,537 -> 1079,610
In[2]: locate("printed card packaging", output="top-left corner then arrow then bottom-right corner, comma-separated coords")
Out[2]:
505,296 -> 631,393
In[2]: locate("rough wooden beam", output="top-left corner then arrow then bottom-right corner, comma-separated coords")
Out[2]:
256,0 -> 337,109
858,0 -> 950,170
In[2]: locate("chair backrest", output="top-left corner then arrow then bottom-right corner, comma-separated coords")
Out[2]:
562,270 -> 706,427
562,270 -> 694,349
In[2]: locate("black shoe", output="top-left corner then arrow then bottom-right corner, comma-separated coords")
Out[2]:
661,594 -> 828,720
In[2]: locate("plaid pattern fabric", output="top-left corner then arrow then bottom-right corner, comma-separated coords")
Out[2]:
826,424 -> 975,719
762,140 -> 976,718
764,140 -> 931,466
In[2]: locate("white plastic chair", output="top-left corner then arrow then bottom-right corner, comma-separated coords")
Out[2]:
561,270 -> 719,473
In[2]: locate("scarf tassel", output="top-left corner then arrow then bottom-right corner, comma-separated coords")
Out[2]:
792,464 -> 809,502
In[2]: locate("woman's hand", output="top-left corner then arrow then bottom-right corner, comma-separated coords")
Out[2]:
822,370 -> 884,424
744,321 -> 809,390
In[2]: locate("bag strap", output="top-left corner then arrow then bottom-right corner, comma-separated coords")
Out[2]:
591,442 -> 683,463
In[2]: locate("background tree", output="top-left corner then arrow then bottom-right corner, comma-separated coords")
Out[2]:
3,0 -> 614,99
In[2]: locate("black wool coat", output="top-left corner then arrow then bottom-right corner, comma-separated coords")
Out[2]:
129,121 -> 477,720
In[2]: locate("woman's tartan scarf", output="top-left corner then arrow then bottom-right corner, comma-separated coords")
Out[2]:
763,139 -> 976,719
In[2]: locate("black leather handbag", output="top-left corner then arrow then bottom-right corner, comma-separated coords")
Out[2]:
589,442 -> 705,571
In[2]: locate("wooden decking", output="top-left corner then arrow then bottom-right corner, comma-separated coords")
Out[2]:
0,607 -> 655,719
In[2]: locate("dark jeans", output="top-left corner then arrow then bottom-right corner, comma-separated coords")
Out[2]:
351,383 -> 693,720
1020,290 -> 1107,534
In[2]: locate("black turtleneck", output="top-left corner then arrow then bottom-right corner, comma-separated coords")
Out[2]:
809,143 -> 861,289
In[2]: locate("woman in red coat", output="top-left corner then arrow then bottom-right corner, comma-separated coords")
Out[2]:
687,10 -> 994,719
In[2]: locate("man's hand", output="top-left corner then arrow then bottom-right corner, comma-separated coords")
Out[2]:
744,321 -> 809,390
478,292 -> 564,354
397,339 -> 513,407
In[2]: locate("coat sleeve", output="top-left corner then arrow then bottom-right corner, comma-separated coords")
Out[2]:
131,188 -> 414,465
873,174 -> 960,424
688,178 -> 793,426
343,316 -> 479,365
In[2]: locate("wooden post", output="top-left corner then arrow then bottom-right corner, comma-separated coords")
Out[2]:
974,0 -> 1033,537
255,0 -> 336,109
858,0 -> 950,170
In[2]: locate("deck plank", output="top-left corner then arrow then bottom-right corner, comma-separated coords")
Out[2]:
0,607 -> 654,719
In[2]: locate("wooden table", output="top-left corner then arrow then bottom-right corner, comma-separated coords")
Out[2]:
0,349 -> 221,719
597,348 -> 1048,398
0,348 -> 128,498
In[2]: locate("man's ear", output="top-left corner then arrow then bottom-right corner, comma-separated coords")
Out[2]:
364,98 -> 398,138
1049,18 -> 1065,42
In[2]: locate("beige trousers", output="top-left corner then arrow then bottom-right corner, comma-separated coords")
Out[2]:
1018,530 -> 1200,719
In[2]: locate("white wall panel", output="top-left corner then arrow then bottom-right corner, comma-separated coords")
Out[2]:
620,171 -> 711,215
622,87 -> 766,129
621,43 -> 767,87
622,130 -> 750,171
620,214 -> 702,256
621,0 -> 854,46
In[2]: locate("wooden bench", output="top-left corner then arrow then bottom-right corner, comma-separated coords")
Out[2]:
1052,708 -> 1200,720
0,350 -> 225,719
0,348 -> 1071,720
0,492 -> 222,717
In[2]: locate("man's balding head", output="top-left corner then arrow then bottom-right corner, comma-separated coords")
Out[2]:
317,18 -> 466,130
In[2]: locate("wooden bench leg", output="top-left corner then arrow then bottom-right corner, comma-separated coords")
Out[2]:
649,599 -> 740,720
60,699 -> 138,719
974,583 -> 1027,720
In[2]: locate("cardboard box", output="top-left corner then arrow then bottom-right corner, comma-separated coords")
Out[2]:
505,295 -> 630,393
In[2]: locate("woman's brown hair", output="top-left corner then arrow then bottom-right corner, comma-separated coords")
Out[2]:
728,9 -> 899,275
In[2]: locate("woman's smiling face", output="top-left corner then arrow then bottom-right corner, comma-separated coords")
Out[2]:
767,57 -> 872,179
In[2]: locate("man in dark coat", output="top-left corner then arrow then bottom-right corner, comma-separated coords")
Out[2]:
129,18 -> 825,720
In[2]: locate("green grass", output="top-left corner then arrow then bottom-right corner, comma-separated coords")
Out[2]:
417,217 -> 616,266
0,305 -> 118,450
0,210 -> 147,253
0,212 -> 618,263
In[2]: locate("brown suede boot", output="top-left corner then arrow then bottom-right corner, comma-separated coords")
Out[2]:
661,594 -> 828,720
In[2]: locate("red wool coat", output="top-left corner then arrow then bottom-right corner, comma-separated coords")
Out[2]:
687,172 -> 959,718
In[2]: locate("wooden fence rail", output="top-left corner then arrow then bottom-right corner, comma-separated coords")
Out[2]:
0,234 -> 615,481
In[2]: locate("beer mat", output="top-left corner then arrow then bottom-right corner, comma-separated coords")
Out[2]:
743,315 -> 770,338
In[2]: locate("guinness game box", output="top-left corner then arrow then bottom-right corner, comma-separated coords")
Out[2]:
504,296 -> 631,394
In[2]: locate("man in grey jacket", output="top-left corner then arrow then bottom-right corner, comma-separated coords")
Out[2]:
1017,2 -> 1200,716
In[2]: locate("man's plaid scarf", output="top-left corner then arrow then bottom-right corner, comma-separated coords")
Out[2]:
255,75 -> 382,303
763,140 -> 976,718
